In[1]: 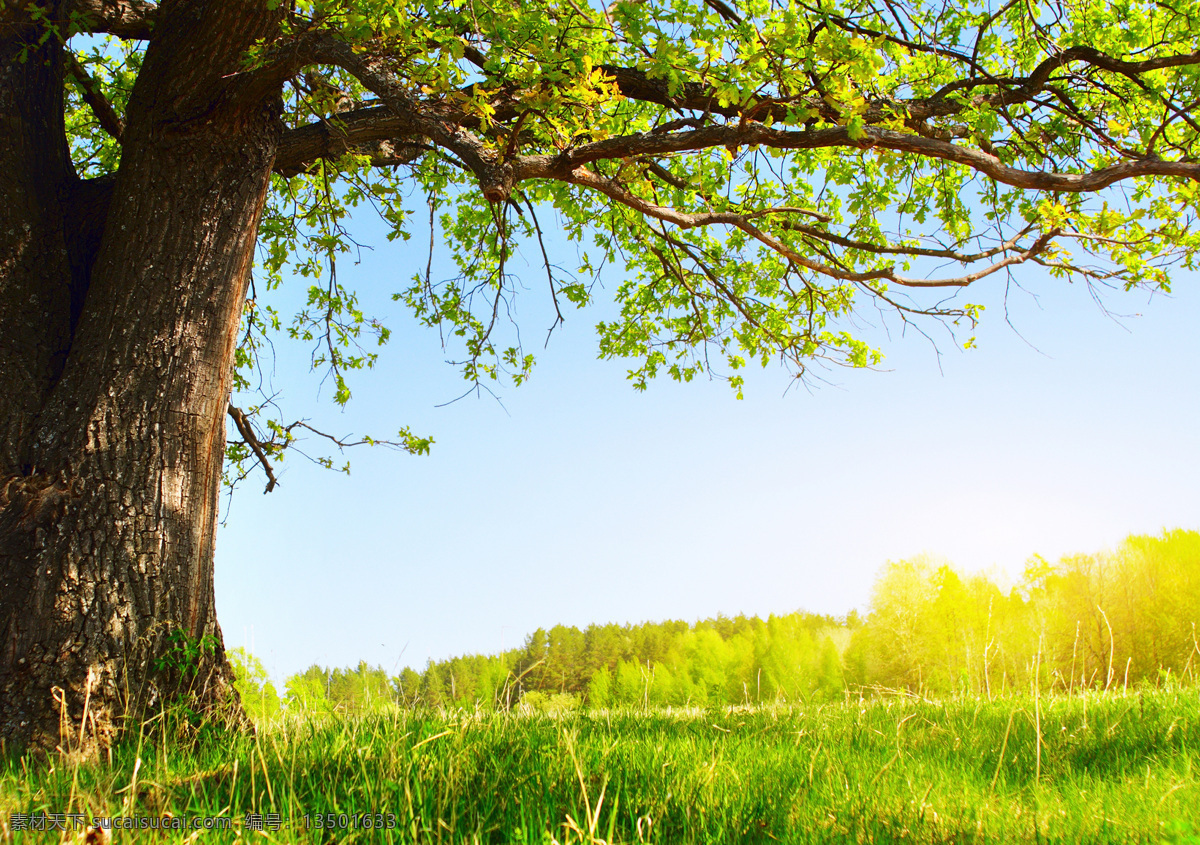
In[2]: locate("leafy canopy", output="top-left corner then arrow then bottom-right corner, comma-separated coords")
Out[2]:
59,0 -> 1200,483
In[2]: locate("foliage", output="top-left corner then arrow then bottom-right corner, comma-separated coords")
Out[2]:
47,0 -> 1200,489
152,629 -> 219,679
229,648 -> 283,724
4,691 -> 1199,842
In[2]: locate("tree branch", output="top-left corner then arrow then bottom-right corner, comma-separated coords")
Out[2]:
591,48 -> 1200,135
517,123 -> 1200,192
67,0 -> 155,39
264,29 -> 1200,185
227,404 -> 278,494
701,0 -> 742,24
274,107 -> 433,175
66,52 -> 124,142
778,220 -> 1039,263
282,35 -> 517,199
562,165 -> 1063,286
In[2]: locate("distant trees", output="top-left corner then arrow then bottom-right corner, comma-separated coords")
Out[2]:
850,530 -> 1200,697
228,530 -> 1199,720
283,665 -> 334,714
229,648 -> 281,723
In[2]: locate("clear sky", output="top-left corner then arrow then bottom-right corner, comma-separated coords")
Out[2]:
214,207 -> 1200,685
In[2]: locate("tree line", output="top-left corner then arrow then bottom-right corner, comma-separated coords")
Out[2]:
849,528 -> 1200,697
232,529 -> 1199,719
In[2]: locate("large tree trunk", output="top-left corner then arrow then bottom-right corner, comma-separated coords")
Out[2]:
0,1 -> 282,754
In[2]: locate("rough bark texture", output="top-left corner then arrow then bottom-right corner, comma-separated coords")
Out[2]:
0,0 -> 282,754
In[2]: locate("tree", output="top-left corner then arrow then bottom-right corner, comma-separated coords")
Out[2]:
229,648 -> 282,723
545,624 -> 586,693
394,666 -> 423,706
854,554 -> 939,690
814,636 -> 843,701
419,659 -> 449,707
614,659 -> 645,707
586,664 -> 613,708
2,0 -> 1199,752
284,664 -> 333,713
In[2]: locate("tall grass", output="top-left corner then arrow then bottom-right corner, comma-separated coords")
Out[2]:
2,690 -> 1198,843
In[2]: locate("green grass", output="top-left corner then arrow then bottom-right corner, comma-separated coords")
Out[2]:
3,691 -> 1200,843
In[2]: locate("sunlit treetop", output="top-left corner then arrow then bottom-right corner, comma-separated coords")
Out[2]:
56,0 -> 1200,483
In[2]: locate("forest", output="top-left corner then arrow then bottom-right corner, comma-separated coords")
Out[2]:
233,528 -> 1200,720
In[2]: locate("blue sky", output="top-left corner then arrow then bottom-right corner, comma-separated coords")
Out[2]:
215,208 -> 1200,684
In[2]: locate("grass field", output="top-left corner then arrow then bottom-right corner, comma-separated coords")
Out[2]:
2,690 -> 1199,843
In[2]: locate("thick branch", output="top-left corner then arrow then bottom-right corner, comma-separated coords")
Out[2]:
517,123 -> 1200,192
1021,46 -> 1200,92
67,0 -> 156,39
272,74 -> 528,174
299,35 -> 515,198
274,107 -> 429,175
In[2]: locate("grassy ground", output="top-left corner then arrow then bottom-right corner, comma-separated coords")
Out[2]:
2,690 -> 1199,843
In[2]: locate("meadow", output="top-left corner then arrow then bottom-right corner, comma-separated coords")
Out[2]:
4,531 -> 1198,842
3,688 -> 1199,844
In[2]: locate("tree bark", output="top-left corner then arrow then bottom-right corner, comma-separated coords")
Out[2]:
1,0 -> 282,754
